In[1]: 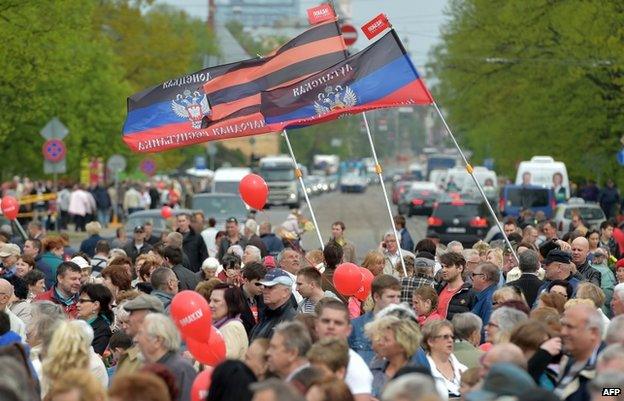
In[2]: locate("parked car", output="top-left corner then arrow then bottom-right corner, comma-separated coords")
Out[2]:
499,185 -> 556,219
553,198 -> 606,236
191,193 -> 249,228
398,181 -> 441,216
427,199 -> 493,246
124,208 -> 197,237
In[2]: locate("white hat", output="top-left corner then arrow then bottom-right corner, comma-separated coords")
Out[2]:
71,256 -> 90,270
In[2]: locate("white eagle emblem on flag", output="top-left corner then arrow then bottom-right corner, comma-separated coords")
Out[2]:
313,85 -> 357,116
171,90 -> 211,129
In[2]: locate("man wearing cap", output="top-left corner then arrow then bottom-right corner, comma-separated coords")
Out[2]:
0,243 -> 21,279
571,237 -> 601,287
250,268 -> 297,340
35,261 -> 82,318
122,225 -> 152,264
116,293 -> 165,375
537,250 -> 580,299
217,217 -> 247,262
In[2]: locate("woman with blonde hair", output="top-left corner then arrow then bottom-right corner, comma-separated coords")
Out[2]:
422,320 -> 467,399
362,250 -> 385,277
44,369 -> 107,401
492,286 -> 526,308
575,282 -> 610,336
365,315 -> 422,398
41,320 -> 91,396
485,248 -> 503,268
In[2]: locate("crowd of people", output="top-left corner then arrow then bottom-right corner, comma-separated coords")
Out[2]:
0,180 -> 624,401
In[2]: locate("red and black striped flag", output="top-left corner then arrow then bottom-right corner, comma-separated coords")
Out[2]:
123,17 -> 347,153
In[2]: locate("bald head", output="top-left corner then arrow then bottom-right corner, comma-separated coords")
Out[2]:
0,279 -> 13,310
480,343 -> 526,379
571,237 -> 589,266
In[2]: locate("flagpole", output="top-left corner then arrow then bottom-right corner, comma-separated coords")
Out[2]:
430,101 -> 519,264
281,129 -> 325,250
361,113 -> 408,277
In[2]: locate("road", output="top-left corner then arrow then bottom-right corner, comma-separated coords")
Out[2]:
260,184 -> 428,263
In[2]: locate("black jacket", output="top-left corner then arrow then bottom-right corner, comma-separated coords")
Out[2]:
172,264 -> 200,291
91,315 -> 112,356
122,241 -> 153,264
250,299 -> 296,340
575,260 -> 602,287
178,228 -> 207,273
506,273 -> 544,307
435,281 -> 476,321
217,236 -> 248,262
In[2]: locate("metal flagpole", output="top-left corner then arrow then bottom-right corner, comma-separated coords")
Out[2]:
281,130 -> 325,250
431,101 -> 519,264
361,113 -> 408,277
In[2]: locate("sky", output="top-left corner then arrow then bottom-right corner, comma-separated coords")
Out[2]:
161,0 -> 450,74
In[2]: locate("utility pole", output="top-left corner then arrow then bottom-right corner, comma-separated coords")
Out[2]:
207,0 -> 216,28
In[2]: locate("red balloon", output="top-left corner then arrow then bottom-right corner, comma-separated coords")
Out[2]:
161,206 -> 173,219
186,326 -> 226,366
333,263 -> 363,296
1,196 -> 18,221
191,367 -> 213,401
170,291 -> 212,343
354,267 -> 375,301
239,174 -> 269,210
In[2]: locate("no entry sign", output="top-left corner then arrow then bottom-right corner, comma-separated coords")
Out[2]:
341,23 -> 358,47
42,139 -> 66,163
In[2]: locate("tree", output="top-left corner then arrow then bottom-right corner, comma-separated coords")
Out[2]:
428,0 -> 624,183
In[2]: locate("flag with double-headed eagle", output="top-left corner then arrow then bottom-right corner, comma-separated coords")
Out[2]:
122,17 -> 347,153
260,30 -> 433,131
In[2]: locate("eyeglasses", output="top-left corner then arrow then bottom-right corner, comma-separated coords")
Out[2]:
433,334 -> 455,340
78,298 -> 93,304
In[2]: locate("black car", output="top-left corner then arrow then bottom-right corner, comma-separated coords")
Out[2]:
426,199 -> 493,246
397,186 -> 441,216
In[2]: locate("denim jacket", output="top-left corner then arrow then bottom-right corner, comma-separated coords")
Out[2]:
348,312 -> 375,365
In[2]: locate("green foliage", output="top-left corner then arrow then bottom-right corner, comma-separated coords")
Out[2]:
428,0 -> 624,183
0,0 -> 218,179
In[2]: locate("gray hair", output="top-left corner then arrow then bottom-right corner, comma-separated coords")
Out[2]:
478,262 -> 500,283
375,303 -> 417,322
143,313 -> 181,352
447,241 -> 464,253
273,321 -> 311,358
0,357 -> 34,401
277,248 -> 299,265
462,248 -> 479,259
606,315 -> 624,345
518,249 -> 539,273
583,304 -> 604,337
589,371 -> 624,399
109,248 -> 127,260
614,283 -> 624,302
384,230 -> 401,242
166,232 -> 184,249
490,306 -> 528,334
150,267 -> 176,291
250,378 -> 305,401
244,245 -> 262,262
598,344 -> 624,366
30,301 -> 64,320
245,219 -> 258,234
381,373 -> 439,401
28,313 -> 65,350
452,312 -> 483,341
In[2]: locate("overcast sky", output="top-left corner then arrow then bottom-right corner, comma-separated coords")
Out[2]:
161,0 -> 450,72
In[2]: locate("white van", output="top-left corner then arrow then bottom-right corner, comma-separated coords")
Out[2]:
211,167 -> 251,194
515,156 -> 569,199
445,166 -> 498,197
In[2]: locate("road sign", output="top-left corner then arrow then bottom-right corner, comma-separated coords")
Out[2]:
44,159 -> 66,174
617,149 -> 624,166
340,23 -> 358,47
107,154 -> 127,174
40,117 -> 69,140
140,159 -> 157,176
42,139 -> 66,162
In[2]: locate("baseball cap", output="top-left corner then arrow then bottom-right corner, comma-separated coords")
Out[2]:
259,268 -> 293,287
466,363 -> 536,401
263,255 -> 276,268
616,258 -> 624,270
544,249 -> 571,265
123,294 -> 165,313
70,256 -> 90,270
134,225 -> 145,233
0,243 -> 20,258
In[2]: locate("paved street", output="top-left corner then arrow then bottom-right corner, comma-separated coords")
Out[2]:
261,184 -> 428,262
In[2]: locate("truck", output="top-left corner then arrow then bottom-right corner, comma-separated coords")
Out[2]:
311,154 -> 340,176
258,155 -> 301,208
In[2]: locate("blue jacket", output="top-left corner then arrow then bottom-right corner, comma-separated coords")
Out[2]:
261,233 -> 284,257
79,234 -> 104,258
400,228 -> 414,253
471,284 -> 496,339
348,312 -> 375,365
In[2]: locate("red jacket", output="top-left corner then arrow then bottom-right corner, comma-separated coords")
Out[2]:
35,287 -> 79,318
